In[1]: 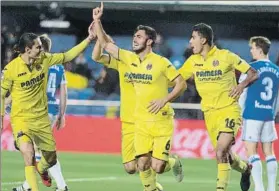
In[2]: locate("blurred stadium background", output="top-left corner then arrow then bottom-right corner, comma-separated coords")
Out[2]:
1,1 -> 279,191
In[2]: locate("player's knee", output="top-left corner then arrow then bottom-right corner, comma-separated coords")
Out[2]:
137,157 -> 151,171
124,162 -> 137,174
152,162 -> 166,174
41,150 -> 57,167
216,148 -> 228,161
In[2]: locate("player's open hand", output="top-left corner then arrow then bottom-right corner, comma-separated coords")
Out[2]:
88,21 -> 96,40
147,99 -> 167,114
92,2 -> 103,20
55,115 -> 66,130
229,84 -> 245,99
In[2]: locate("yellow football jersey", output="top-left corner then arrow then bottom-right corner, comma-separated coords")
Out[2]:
102,56 -> 136,123
1,53 -> 64,118
118,49 -> 180,121
179,46 -> 251,111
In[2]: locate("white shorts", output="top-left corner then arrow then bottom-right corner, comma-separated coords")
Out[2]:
48,114 -> 57,128
242,119 -> 278,143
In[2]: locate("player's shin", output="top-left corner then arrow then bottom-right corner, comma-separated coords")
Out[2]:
216,163 -> 231,191
139,168 -> 158,191
48,159 -> 67,189
266,155 -> 278,191
229,152 -> 248,173
25,166 -> 39,191
163,157 -> 175,172
248,155 -> 264,191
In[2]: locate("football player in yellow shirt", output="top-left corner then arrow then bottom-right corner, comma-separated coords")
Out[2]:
92,34 -> 183,190
1,24 -> 95,191
92,3 -> 186,191
179,23 -> 258,191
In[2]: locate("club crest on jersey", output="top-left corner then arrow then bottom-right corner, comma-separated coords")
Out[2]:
146,63 -> 152,70
213,60 -> 219,67
35,64 -> 42,71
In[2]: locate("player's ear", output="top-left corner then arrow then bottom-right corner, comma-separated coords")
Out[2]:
201,37 -> 207,45
25,46 -> 31,54
146,39 -> 153,46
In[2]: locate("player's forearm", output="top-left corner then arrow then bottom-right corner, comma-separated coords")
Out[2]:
165,76 -> 187,103
240,68 -> 258,88
63,39 -> 91,63
92,40 -> 103,62
94,19 -> 109,49
59,85 -> 67,116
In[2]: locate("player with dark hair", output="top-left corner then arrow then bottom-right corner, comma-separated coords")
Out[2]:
179,23 -> 258,191
1,24 -> 95,191
92,3 -> 186,191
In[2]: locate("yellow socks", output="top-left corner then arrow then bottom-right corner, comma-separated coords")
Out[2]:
230,153 -> 248,173
164,157 -> 176,172
36,154 -> 50,174
217,163 -> 231,191
139,168 -> 157,191
25,166 -> 39,191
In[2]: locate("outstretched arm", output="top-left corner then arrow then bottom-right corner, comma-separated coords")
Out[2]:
93,3 -> 120,60
47,22 -> 96,67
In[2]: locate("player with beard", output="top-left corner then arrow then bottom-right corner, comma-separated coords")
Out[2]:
92,3 -> 186,191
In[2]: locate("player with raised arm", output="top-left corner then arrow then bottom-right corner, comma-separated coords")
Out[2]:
239,36 -> 278,191
92,33 -> 184,190
92,3 -> 186,191
12,34 -> 69,191
1,24 -> 95,191
178,23 -> 258,191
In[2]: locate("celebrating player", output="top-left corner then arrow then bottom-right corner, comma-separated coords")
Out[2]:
178,23 -> 258,191
1,24 -> 95,191
92,3 -> 186,191
12,34 -> 69,191
239,36 -> 278,191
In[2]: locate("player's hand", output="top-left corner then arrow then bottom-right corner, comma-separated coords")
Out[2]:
229,84 -> 245,99
92,2 -> 103,21
88,21 -> 96,40
147,99 -> 167,114
55,115 -> 65,130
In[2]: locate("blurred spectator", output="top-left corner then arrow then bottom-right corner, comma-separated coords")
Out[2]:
93,68 -> 120,100
276,52 -> 279,66
154,33 -> 172,59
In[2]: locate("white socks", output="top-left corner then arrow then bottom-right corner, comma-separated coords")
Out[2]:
49,160 -> 67,189
249,155 -> 265,191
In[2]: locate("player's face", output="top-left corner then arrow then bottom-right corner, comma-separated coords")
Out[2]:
189,31 -> 204,54
28,38 -> 42,59
250,42 -> 262,60
132,30 -> 148,53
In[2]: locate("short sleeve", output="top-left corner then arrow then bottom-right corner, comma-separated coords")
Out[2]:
44,52 -> 65,67
118,49 -> 136,65
162,58 -> 180,81
228,52 -> 250,73
178,58 -> 194,80
105,55 -> 119,70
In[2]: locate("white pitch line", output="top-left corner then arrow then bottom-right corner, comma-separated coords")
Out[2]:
2,176 -> 243,186
2,176 -> 117,186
